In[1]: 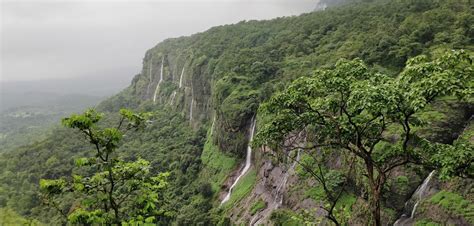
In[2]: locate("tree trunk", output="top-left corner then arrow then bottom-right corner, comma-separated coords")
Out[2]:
370,188 -> 382,226
365,159 -> 382,226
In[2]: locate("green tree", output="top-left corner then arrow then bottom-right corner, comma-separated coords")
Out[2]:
39,109 -> 170,225
256,50 -> 472,225
423,129 -> 473,179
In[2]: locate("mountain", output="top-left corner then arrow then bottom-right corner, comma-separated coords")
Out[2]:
0,0 -> 472,225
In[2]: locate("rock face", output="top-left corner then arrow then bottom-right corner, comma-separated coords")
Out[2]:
104,3 -> 474,224
138,51 -> 210,126
118,44 -> 474,226
394,170 -> 440,226
221,119 -> 256,205
226,149 -> 306,225
251,150 -> 301,225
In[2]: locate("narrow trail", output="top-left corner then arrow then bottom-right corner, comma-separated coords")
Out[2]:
221,119 -> 257,205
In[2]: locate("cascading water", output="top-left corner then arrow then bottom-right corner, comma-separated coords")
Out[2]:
179,66 -> 185,88
160,56 -> 164,83
393,170 -> 437,225
153,56 -> 165,103
210,115 -> 216,137
221,119 -> 257,205
169,91 -> 177,105
251,149 -> 301,225
410,170 -> 437,217
275,149 -> 300,205
146,58 -> 153,95
189,98 -> 194,123
189,87 -> 194,123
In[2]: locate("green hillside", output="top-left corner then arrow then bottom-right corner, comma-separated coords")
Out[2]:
0,0 -> 472,225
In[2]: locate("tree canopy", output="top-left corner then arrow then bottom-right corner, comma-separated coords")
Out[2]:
255,50 -> 473,225
40,109 -> 170,225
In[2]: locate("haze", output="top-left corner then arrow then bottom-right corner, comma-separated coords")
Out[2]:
1,0 -> 316,86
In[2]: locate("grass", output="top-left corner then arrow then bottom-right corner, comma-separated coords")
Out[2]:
459,120 -> 474,142
250,199 -> 267,215
200,130 -> 237,192
305,186 -> 325,200
412,97 -> 461,137
305,186 -> 356,222
221,168 -> 257,210
415,219 -> 442,226
270,209 -> 305,226
429,190 -> 474,224
200,121 -> 257,211
415,105 -> 447,122
334,193 -> 357,211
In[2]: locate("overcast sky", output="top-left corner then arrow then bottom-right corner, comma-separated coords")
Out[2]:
1,0 -> 317,84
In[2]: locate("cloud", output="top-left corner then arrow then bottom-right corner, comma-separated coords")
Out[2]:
0,0 -> 316,82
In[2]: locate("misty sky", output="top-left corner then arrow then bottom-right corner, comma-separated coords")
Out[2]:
1,0 -> 316,84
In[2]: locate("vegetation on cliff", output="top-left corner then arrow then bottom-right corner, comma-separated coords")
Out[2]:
0,0 -> 472,225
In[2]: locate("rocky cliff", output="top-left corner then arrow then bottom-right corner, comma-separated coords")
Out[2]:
97,0 -> 473,224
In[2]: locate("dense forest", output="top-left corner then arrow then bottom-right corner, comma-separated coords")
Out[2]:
0,0 -> 473,225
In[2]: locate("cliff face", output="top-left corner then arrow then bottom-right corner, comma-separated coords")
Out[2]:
122,31 -> 263,155
98,1 -> 473,224
134,49 -> 206,120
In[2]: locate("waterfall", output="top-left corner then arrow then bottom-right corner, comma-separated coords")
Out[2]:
393,170 -> 437,225
189,87 -> 194,123
179,66 -> 185,88
169,91 -> 177,105
153,56 -> 165,103
275,149 -> 300,205
146,58 -> 153,95
410,170 -> 436,217
210,115 -> 216,137
221,119 -> 257,205
160,56 -> 164,83
189,98 -> 194,123
251,149 -> 301,226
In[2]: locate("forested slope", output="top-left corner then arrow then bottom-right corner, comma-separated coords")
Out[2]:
0,0 -> 472,225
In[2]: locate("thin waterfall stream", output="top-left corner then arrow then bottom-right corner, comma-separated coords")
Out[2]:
153,56 -> 164,103
189,86 -> 194,123
210,115 -> 216,137
179,66 -> 185,88
169,91 -> 177,105
393,170 -> 437,225
251,149 -> 301,226
221,119 -> 257,205
189,98 -> 194,123
146,58 -> 153,95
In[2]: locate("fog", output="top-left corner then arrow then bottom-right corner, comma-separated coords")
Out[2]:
1,0 -> 316,86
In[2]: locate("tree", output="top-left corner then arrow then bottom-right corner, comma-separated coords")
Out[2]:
39,109 -> 170,225
264,137 -> 354,226
422,127 -> 473,179
255,50 -> 472,225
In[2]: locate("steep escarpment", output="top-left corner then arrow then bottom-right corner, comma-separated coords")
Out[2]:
103,0 -> 474,156
0,0 -> 473,225
100,1 -> 473,224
